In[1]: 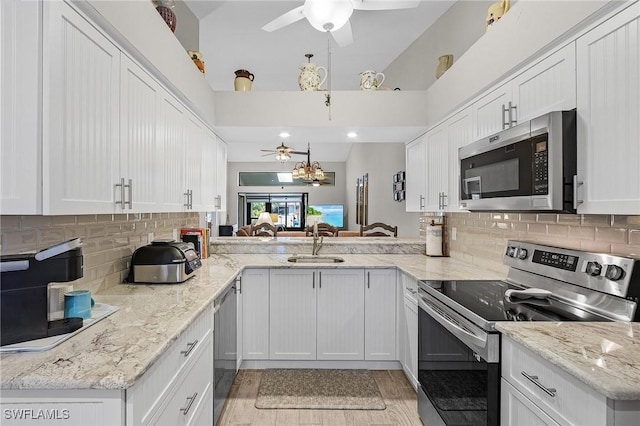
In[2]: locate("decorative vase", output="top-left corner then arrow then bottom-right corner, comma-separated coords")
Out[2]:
436,54 -> 454,79
154,0 -> 177,33
359,70 -> 385,91
188,50 -> 205,74
234,69 -> 254,91
298,54 -> 327,91
486,0 -> 510,30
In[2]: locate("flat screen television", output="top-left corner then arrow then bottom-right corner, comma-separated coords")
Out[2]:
308,204 -> 344,228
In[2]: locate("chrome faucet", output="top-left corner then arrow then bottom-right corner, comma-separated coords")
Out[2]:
312,232 -> 324,256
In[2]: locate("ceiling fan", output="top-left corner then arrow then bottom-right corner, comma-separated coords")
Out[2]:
261,142 -> 307,162
261,0 -> 420,47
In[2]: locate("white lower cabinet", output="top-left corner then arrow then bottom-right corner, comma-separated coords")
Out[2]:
398,272 -> 418,387
269,269 -> 317,360
0,304 -> 214,426
501,336 -> 640,426
0,390 -> 124,426
364,269 -> 396,361
257,268 -> 396,362
501,378 -> 560,426
241,269 -> 270,360
317,269 -> 365,360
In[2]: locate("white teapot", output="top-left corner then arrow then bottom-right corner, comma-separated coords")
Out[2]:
359,70 -> 385,91
298,54 -> 327,91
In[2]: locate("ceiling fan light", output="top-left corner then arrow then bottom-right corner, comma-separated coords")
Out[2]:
304,0 -> 353,32
312,179 -> 321,187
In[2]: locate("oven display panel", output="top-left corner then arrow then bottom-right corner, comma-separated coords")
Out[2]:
532,249 -> 578,271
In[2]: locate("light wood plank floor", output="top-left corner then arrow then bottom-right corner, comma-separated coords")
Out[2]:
217,369 -> 422,426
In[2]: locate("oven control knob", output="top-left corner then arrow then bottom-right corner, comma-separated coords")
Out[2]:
505,309 -> 515,320
506,246 -> 517,258
605,265 -> 625,281
515,313 -> 528,321
585,261 -> 602,276
517,248 -> 528,260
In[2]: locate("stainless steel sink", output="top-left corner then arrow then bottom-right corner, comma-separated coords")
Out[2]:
287,255 -> 345,263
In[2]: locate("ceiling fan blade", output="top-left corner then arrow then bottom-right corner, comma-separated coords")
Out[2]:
260,149 -> 277,152
352,0 -> 420,11
261,152 -> 276,157
332,20 -> 353,47
261,5 -> 306,32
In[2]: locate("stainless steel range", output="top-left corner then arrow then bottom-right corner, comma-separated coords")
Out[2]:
417,240 -> 640,426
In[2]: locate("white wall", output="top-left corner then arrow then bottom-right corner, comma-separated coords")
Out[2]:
383,0 -> 493,91
226,161 -> 347,227
345,143 -> 420,237
174,0 -> 199,52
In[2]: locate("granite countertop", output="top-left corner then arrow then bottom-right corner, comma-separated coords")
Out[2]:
497,322 -> 640,400
0,253 -> 503,391
3,250 -> 640,402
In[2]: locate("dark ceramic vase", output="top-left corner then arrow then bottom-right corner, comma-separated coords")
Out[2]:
156,6 -> 176,32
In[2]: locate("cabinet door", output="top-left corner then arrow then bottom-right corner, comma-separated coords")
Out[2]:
242,269 -> 269,360
1,0 -> 41,214
364,269 -> 396,360
158,89 -> 187,211
43,1 -> 121,214
576,4 -> 640,214
446,107 -> 473,212
198,128 -> 217,211
119,55 -> 160,213
511,43 -> 576,123
403,297 -> 418,387
405,136 -> 427,212
216,138 -> 228,212
424,122 -> 449,212
269,269 -> 316,360
235,275 -> 243,370
317,269 -> 365,360
472,83 -> 511,140
501,379 -> 560,426
184,115 -> 204,211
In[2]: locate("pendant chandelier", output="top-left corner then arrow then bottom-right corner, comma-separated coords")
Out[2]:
292,143 -> 325,183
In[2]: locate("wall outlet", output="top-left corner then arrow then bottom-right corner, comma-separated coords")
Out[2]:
451,227 -> 457,241
172,229 -> 178,241
147,232 -> 154,244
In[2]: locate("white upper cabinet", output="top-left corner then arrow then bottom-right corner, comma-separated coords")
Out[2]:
184,115 -> 205,211
447,107 -> 473,212
576,4 -> 640,214
43,1 -> 121,214
199,129 -> 218,212
215,139 -> 228,212
405,135 -> 427,212
472,43 -> 577,141
119,55 -> 161,213
158,89 -> 188,211
1,0 -> 41,214
423,123 -> 449,212
511,43 -> 577,123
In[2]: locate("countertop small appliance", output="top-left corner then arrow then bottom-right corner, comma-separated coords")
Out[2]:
0,238 -> 84,346
128,240 -> 201,284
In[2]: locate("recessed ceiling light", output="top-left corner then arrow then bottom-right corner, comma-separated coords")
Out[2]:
347,132 -> 357,138
279,132 -> 290,138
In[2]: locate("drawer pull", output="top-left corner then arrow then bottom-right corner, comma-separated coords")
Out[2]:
180,391 -> 198,416
521,371 -> 557,397
180,339 -> 198,357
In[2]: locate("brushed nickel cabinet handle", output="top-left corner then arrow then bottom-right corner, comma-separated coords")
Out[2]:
125,179 -> 132,209
521,371 -> 556,397
180,339 -> 198,357
115,178 -> 125,210
502,103 -> 510,129
180,391 -> 198,415
573,175 -> 584,209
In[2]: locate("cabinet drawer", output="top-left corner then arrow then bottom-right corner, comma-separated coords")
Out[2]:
127,304 -> 213,424
150,333 -> 214,426
501,378 -> 560,426
502,336 -> 607,426
401,274 -> 418,304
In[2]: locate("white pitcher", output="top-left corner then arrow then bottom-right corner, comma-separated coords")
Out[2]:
359,70 -> 385,91
298,55 -> 327,91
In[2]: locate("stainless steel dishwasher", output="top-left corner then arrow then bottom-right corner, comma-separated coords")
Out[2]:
213,282 -> 237,425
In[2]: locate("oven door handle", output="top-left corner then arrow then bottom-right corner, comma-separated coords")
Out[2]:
419,294 -> 487,349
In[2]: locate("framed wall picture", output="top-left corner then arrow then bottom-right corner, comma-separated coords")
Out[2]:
393,171 -> 406,203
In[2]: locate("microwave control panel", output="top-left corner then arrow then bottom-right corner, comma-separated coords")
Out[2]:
533,140 -> 548,194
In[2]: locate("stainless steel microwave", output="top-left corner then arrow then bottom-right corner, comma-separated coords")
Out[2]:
459,110 -> 577,212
